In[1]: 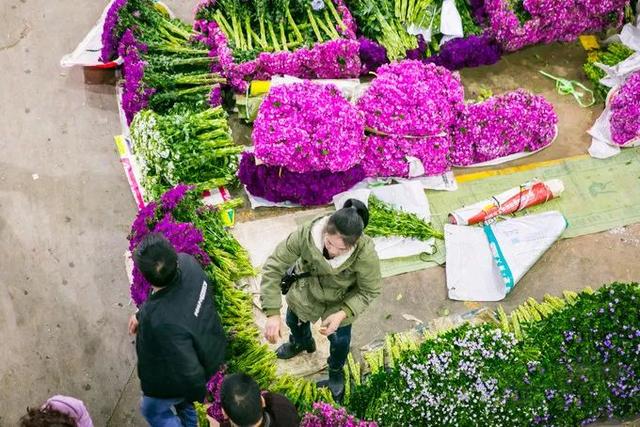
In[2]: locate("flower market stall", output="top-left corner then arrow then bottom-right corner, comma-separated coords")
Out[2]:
59,0 -> 640,425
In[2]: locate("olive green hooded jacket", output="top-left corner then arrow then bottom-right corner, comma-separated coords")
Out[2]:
260,215 -> 381,326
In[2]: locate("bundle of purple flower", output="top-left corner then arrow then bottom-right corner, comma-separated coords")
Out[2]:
484,0 -> 626,52
205,369 -> 226,422
609,71 -> 640,146
238,152 -> 365,206
100,0 -> 128,62
253,81 -> 365,173
202,0 -> 360,92
450,89 -> 558,166
357,38 -> 388,74
301,402 -> 377,427
118,29 -> 155,124
211,28 -> 362,92
356,60 -> 464,177
128,185 -> 210,306
426,35 -> 503,71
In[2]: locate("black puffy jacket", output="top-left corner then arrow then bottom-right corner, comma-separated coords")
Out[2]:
136,253 -> 226,402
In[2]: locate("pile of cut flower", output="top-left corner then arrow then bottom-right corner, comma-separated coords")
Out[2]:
344,283 -> 640,426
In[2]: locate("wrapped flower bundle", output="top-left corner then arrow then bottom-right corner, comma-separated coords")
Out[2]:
118,30 -> 226,122
100,0 -> 195,62
356,60 -> 464,177
253,81 -> 365,173
347,0 -> 481,61
130,106 -> 242,200
449,89 -> 558,166
609,71 -> 640,145
583,43 -> 635,102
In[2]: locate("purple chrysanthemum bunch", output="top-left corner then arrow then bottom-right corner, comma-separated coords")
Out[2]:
253,81 -> 365,173
449,89 -> 558,166
301,402 -> 377,427
118,29 -> 155,124
484,0 -> 626,52
128,185 -> 210,306
238,152 -> 365,206
356,60 -> 464,177
609,71 -> 640,146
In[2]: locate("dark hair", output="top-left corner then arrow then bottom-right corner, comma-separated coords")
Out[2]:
133,233 -> 178,288
20,407 -> 77,427
326,198 -> 369,246
220,373 -> 262,427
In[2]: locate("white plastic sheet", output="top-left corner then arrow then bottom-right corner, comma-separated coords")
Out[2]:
60,0 -> 120,67
439,0 -> 464,45
333,181 -> 436,260
446,211 -> 567,301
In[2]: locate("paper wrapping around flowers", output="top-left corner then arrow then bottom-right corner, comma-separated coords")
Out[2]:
589,69 -> 640,158
454,125 -> 559,168
445,211 -> 567,301
60,0 -> 173,67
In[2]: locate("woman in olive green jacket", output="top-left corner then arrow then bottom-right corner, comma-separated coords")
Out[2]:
260,199 -> 382,400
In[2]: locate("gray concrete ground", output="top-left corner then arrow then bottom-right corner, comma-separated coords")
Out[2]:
1,1 -> 639,426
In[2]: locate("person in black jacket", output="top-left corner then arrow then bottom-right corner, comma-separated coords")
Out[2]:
129,233 -> 226,427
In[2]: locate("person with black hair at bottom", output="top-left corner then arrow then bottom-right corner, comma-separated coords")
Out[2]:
209,373 -> 299,427
260,199 -> 382,401
129,233 -> 227,427
20,395 -> 94,427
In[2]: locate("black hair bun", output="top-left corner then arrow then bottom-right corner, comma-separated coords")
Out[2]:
343,198 -> 369,228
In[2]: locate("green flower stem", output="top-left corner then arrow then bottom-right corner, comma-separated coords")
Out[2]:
286,8 -> 303,41
324,10 -> 341,38
250,27 -> 269,49
316,11 -> 337,39
245,16 -> 253,50
215,11 -> 234,39
267,20 -> 281,51
279,21 -> 288,51
307,8 -> 324,42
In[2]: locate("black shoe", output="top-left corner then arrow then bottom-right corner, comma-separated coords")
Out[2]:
275,340 -> 316,359
316,368 -> 345,402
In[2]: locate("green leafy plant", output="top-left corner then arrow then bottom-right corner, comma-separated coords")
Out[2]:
367,196 -> 444,241
584,43 -> 635,102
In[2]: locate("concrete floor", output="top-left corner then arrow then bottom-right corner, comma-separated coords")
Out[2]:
1,1 -> 639,426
